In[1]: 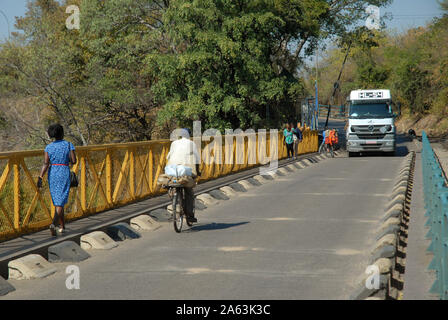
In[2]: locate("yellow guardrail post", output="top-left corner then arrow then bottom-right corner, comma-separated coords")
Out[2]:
105,149 -> 113,206
12,158 -> 20,230
80,153 -> 87,212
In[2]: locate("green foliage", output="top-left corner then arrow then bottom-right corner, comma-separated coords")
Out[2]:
314,15 -> 448,120
0,0 -> 393,150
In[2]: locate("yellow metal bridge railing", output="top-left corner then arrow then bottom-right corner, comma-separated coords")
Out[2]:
0,129 -> 317,242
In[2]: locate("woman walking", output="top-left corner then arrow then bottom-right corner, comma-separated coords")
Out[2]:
37,124 -> 77,236
293,122 -> 303,160
283,123 -> 294,159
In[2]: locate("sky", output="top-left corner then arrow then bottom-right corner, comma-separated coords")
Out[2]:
0,0 -> 445,40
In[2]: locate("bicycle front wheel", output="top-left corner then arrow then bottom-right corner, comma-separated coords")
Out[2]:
173,190 -> 183,233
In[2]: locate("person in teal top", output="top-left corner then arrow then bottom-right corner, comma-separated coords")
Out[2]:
283,124 -> 294,158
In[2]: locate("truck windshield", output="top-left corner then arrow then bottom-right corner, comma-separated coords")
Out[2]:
349,103 -> 392,119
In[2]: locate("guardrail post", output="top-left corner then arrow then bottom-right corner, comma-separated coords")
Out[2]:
80,154 -> 86,212
106,149 -> 113,206
130,148 -> 135,200
12,158 -> 20,230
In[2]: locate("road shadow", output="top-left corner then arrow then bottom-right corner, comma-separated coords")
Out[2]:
185,221 -> 249,232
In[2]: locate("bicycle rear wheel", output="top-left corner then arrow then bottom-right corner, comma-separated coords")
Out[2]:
173,189 -> 183,233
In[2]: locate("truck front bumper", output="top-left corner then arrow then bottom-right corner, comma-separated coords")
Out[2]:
346,134 -> 396,152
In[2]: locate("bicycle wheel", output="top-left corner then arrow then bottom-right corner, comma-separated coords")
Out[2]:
319,143 -> 325,155
173,189 -> 183,233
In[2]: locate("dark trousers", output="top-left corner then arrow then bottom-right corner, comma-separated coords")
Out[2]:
286,143 -> 294,158
184,187 -> 195,217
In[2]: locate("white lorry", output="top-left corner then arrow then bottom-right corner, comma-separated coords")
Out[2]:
346,89 -> 398,157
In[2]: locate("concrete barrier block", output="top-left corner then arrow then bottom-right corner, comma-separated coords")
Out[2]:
378,217 -> 401,232
296,161 -> 307,168
372,234 -> 397,253
301,160 -> 310,166
305,159 -> 314,165
399,167 -> 410,174
8,254 -> 57,280
275,170 -> 285,176
374,258 -> 393,274
394,180 -> 408,189
106,222 -> 141,241
130,215 -> 161,231
238,180 -> 255,190
229,182 -> 247,192
370,245 -> 396,263
260,174 -> 275,180
397,172 -> 409,180
209,189 -> 230,200
264,171 -> 279,178
149,208 -> 172,222
381,204 -> 403,221
247,178 -> 262,186
389,186 -> 407,201
393,181 -> 408,192
350,275 -> 389,300
197,193 -> 220,206
283,166 -> 294,172
252,175 -> 270,184
291,163 -> 302,169
386,194 -> 405,211
286,164 -> 298,171
219,186 -> 238,197
0,276 -> 15,296
80,231 -> 118,250
48,241 -> 91,263
195,199 -> 207,210
375,225 -> 400,241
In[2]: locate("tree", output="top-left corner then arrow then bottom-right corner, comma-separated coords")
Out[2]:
148,0 -> 392,131
79,0 -> 170,142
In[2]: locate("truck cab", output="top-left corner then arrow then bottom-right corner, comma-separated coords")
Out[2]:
346,89 -> 397,157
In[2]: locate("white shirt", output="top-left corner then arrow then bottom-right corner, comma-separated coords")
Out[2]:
166,137 -> 201,176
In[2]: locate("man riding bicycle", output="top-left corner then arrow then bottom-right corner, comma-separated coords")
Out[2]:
166,128 -> 201,224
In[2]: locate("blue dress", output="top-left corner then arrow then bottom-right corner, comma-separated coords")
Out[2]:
44,140 -> 75,207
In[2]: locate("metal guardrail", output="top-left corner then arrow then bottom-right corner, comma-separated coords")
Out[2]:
422,131 -> 448,299
0,130 -> 318,241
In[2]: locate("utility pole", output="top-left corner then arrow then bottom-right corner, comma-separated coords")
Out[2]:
315,45 -> 319,130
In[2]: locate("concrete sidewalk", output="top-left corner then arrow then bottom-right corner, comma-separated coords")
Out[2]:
402,140 -> 438,300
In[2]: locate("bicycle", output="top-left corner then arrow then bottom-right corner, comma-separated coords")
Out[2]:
319,141 -> 335,158
166,180 -> 195,233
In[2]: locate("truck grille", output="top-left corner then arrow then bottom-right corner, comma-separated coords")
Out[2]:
353,125 -> 386,134
357,134 -> 386,140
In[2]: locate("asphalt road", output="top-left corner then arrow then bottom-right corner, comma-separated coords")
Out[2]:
3,121 -> 406,300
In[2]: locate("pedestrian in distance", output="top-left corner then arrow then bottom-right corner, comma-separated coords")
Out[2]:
319,126 -> 328,154
293,122 -> 303,160
37,124 -> 77,236
283,123 -> 294,159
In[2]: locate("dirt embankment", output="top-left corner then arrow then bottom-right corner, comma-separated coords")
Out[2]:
396,114 -> 448,139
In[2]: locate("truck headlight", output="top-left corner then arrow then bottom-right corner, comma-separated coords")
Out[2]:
386,125 -> 392,132
350,127 -> 355,132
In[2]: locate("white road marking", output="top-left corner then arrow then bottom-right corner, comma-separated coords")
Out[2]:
319,178 -> 392,182
299,193 -> 388,197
